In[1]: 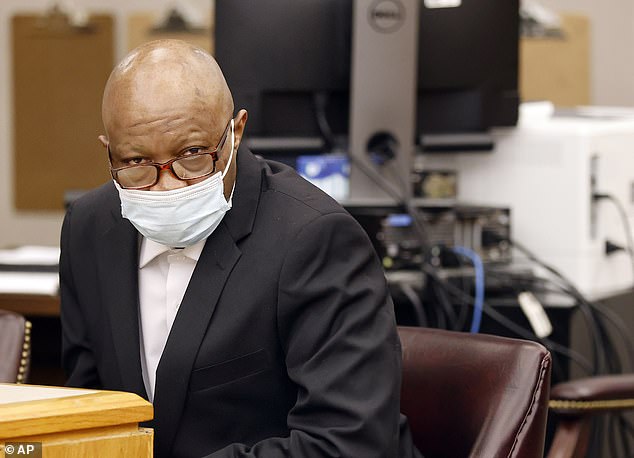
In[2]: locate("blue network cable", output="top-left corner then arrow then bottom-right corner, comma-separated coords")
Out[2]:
453,246 -> 484,334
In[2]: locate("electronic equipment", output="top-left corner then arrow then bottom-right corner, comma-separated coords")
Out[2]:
214,0 -> 352,151
416,0 -> 519,150
418,105 -> 634,299
214,0 -> 519,160
345,203 -> 511,271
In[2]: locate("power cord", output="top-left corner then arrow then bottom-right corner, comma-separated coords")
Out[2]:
508,238 -> 614,374
312,100 -> 458,332
593,192 -> 634,284
312,97 -> 633,457
485,231 -> 634,374
421,262 -> 594,374
398,282 -> 428,327
313,92 -> 337,153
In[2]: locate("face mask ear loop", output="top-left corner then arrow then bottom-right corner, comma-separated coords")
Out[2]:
221,119 -> 236,179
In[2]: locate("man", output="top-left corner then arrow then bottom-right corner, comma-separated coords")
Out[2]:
61,39 -> 419,457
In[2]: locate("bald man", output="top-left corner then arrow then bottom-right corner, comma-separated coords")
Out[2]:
60,40 -> 420,458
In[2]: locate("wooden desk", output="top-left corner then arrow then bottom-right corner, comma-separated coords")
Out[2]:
0,384 -> 153,457
0,293 -> 59,317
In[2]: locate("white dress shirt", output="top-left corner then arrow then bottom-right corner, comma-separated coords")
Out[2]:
138,237 -> 206,402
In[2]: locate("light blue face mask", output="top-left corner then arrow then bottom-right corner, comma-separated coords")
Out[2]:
114,120 -> 235,247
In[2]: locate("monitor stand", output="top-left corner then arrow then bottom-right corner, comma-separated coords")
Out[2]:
348,0 -> 419,204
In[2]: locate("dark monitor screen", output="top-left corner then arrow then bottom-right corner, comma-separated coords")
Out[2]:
215,0 -> 352,140
215,0 -> 519,149
417,0 -> 519,135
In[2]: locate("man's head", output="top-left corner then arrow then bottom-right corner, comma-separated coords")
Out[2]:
99,39 -> 247,198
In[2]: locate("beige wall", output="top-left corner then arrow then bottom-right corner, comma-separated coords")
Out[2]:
0,0 -> 210,247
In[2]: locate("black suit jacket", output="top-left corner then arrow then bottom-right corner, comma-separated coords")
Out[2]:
61,147 -> 406,457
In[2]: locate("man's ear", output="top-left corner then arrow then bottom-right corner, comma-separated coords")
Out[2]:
233,109 -> 248,151
98,135 -> 109,149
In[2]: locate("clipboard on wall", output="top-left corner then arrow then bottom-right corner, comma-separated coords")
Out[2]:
12,11 -> 114,210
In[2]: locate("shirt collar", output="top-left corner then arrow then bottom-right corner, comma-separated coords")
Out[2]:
139,237 -> 206,268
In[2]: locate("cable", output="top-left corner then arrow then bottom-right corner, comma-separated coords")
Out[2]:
452,246 -> 484,333
507,238 -> 611,374
582,303 -> 634,371
433,276 -> 461,331
313,92 -> 336,152
594,192 -> 634,285
505,234 -> 634,427
347,153 -> 405,204
398,282 -> 428,327
510,274 -> 634,372
313,95 -> 438,257
313,98 -> 453,331
313,108 -> 455,331
615,413 -> 632,458
429,279 -> 448,329
312,105 -> 457,333
421,263 -> 595,374
616,413 -> 634,455
382,159 -> 434,250
510,238 -> 582,296
420,241 -> 596,374
345,150 -> 451,331
451,253 -> 472,332
315,93 -> 632,451
314,101 -> 406,205
320,104 -> 435,252
478,269 -> 570,380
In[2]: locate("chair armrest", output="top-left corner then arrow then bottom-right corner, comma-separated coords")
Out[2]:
0,310 -> 31,383
549,374 -> 634,417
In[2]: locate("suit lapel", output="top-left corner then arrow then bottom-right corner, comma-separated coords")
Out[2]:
97,211 -> 148,399
152,221 -> 241,456
149,148 -> 262,455
95,149 -> 262,455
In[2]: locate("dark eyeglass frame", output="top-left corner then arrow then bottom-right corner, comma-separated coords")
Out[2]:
109,119 -> 232,190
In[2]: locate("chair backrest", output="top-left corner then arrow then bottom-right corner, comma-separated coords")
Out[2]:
0,310 -> 31,383
398,326 -> 551,458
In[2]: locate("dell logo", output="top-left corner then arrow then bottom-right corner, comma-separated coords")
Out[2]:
369,0 -> 405,33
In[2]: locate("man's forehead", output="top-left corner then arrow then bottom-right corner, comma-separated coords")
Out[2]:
102,40 -> 232,134
107,52 -> 222,105
107,75 -> 215,117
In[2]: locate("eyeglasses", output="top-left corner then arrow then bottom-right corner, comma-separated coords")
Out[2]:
109,120 -> 232,189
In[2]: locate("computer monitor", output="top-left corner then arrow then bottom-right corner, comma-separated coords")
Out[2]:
416,0 -> 519,149
215,0 -> 519,154
214,0 -> 352,154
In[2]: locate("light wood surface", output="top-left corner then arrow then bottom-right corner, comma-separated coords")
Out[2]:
4,427 -> 153,458
0,384 -> 153,457
0,384 -> 153,439
0,384 -> 96,405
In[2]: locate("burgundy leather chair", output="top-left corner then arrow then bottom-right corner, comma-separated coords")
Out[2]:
398,326 -> 552,458
548,374 -> 634,458
0,309 -> 31,383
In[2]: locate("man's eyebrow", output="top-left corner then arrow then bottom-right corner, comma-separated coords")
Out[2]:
111,144 -> 149,156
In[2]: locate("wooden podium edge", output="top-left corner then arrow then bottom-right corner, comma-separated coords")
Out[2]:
0,388 -> 153,439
